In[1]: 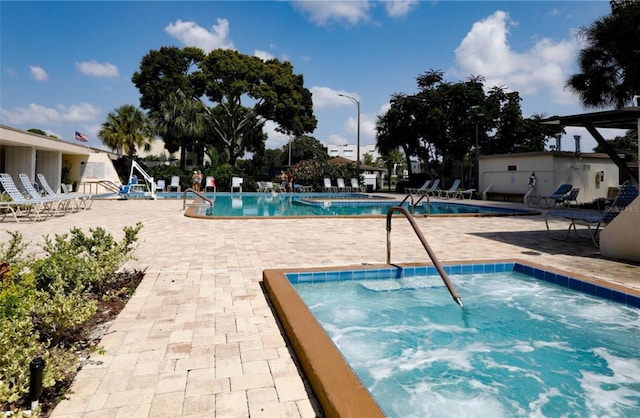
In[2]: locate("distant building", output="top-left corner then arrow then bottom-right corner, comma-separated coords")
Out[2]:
325,143 -> 380,164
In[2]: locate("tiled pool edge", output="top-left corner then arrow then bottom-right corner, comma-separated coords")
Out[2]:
263,260 -> 640,417
284,260 -> 640,308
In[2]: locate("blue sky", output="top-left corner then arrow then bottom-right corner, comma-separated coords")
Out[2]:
1,1 -> 618,154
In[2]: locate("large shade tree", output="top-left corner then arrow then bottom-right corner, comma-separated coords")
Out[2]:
376,70 -> 554,181
133,47 -> 317,167
565,0 -> 640,109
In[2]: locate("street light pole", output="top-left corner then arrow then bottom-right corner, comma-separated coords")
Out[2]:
338,93 -> 361,179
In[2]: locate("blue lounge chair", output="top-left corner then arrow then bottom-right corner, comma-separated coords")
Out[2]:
545,182 -> 638,247
438,179 -> 461,199
406,180 -> 431,195
530,184 -> 573,207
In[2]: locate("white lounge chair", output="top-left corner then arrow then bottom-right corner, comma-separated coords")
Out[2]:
167,176 -> 181,192
336,178 -> 349,192
36,173 -> 82,212
0,173 -> 48,222
231,177 -> 243,193
350,178 -> 365,193
323,178 -> 336,192
18,173 -> 66,216
455,188 -> 476,200
60,184 -> 93,209
424,179 -> 441,196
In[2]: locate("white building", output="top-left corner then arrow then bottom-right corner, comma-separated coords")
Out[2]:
325,144 -> 380,164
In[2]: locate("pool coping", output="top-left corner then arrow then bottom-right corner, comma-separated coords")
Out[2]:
184,194 -> 542,219
262,259 -> 640,417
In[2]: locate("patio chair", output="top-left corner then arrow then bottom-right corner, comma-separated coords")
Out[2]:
155,179 -> 166,192
545,182 -> 638,247
231,177 -> 243,193
455,188 -> 476,200
425,179 -> 441,196
0,173 -> 49,222
350,178 -> 365,193
336,178 -> 349,192
167,176 -> 181,192
18,173 -> 66,216
60,183 -> 93,209
438,179 -> 461,199
406,180 -> 431,195
36,173 -> 81,212
323,178 -> 336,193
563,188 -> 580,207
529,184 -> 572,208
204,176 -> 216,192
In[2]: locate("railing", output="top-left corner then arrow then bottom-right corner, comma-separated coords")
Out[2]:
386,206 -> 464,307
182,188 -> 214,211
400,193 -> 431,216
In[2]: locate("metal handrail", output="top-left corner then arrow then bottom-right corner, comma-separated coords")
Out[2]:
386,206 -> 464,307
182,188 -> 214,211
400,193 -> 431,216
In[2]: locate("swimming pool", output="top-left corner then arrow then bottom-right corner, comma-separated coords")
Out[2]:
178,193 -> 538,218
263,261 -> 640,417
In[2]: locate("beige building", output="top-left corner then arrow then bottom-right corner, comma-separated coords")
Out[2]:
479,151 -> 620,204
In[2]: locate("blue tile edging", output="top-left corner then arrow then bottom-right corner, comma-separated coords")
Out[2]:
286,262 -> 640,309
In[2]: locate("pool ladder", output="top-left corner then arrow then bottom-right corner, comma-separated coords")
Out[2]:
386,206 -> 464,307
182,188 -> 214,211
400,193 -> 431,216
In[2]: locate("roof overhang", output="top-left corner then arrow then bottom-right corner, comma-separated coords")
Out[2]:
539,107 -> 640,130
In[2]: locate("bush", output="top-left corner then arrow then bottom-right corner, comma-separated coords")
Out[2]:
0,224 -> 143,414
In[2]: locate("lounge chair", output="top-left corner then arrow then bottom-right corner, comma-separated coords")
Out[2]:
36,173 -> 82,212
323,178 -> 336,193
406,180 -> 431,195
545,182 -> 638,247
231,177 -> 243,193
0,173 -> 49,222
529,184 -> 572,208
204,176 -> 216,192
350,178 -> 365,193
563,188 -> 580,207
336,178 -> 349,192
18,173 -> 67,216
59,183 -> 93,209
167,176 -> 181,192
425,179 -> 441,196
455,188 -> 476,200
438,179 -> 461,199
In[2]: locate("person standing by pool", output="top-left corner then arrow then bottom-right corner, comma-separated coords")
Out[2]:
192,170 -> 203,192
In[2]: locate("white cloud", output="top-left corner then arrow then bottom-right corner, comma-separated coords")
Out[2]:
0,102 -> 101,125
29,66 -> 48,81
165,18 -> 234,52
254,49 -> 275,61
291,0 -> 372,26
341,112 -> 377,145
454,10 -> 580,105
76,60 -> 119,78
263,120 -> 291,149
385,0 -> 419,18
311,86 -> 358,109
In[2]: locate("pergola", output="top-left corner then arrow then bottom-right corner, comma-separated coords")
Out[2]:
540,107 -> 640,187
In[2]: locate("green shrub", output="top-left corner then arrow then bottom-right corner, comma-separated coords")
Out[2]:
0,224 -> 143,413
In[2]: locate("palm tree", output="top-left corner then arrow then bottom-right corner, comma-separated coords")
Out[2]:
149,89 -> 208,170
565,1 -> 640,109
98,105 -> 153,157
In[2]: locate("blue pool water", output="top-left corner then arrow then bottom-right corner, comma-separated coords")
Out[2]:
290,264 -> 640,417
172,193 -> 533,217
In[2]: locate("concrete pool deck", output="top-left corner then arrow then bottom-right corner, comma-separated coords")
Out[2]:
2,196 -> 639,417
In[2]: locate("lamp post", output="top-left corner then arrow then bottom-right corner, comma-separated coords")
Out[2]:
338,93 -> 360,179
